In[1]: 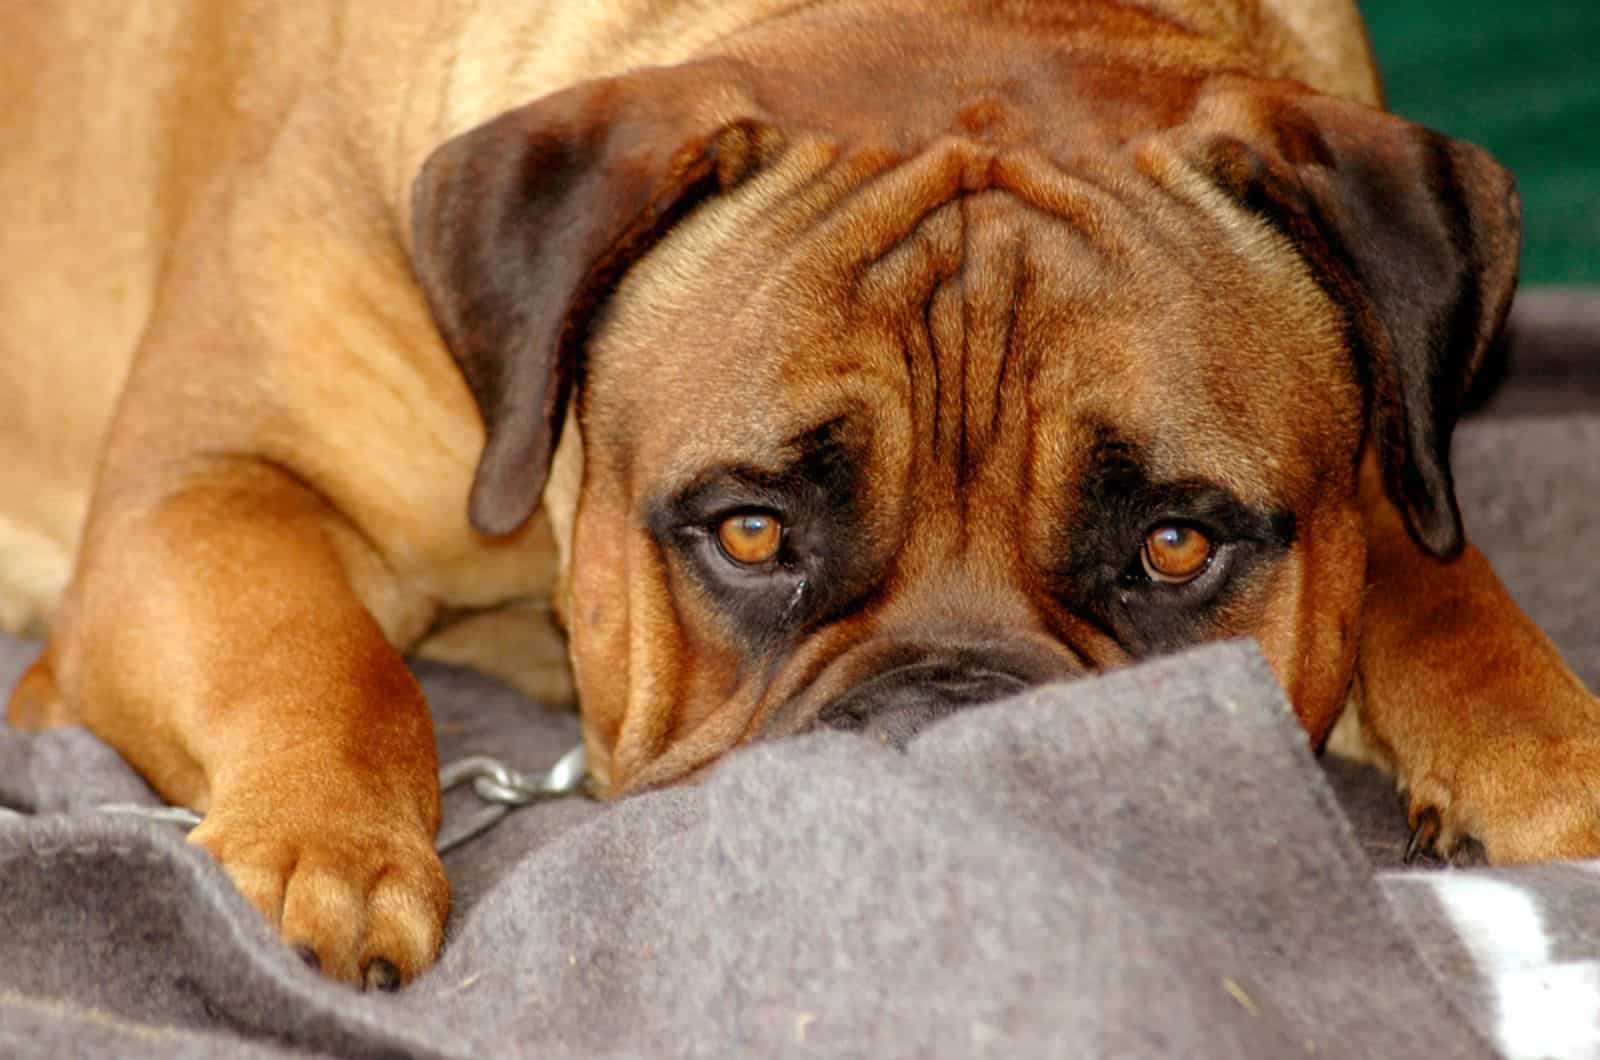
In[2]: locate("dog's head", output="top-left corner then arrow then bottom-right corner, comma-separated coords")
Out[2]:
411,14 -> 1518,793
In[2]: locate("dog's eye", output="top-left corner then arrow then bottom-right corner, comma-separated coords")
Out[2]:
717,511 -> 783,566
1141,523 -> 1212,583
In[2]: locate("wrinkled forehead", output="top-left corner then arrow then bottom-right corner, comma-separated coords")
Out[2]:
583,138 -> 1357,507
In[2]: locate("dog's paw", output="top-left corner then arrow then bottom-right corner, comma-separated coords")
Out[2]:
1401,733 -> 1600,866
188,803 -> 449,988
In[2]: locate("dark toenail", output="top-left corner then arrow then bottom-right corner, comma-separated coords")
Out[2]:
1404,807 -> 1442,865
293,944 -> 321,971
364,958 -> 402,992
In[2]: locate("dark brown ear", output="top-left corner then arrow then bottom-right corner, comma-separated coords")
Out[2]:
1203,93 -> 1520,558
411,60 -> 779,536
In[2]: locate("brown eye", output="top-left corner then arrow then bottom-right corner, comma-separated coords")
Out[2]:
1141,523 -> 1212,584
717,512 -> 783,566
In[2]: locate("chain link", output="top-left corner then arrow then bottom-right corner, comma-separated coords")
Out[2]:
434,745 -> 588,853
98,804 -> 204,827
3,744 -> 591,855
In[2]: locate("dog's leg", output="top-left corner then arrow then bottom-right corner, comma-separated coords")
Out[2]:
10,456 -> 448,987
1352,457 -> 1600,863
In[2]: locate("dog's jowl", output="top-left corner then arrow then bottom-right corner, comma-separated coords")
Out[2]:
4,0 -> 1597,986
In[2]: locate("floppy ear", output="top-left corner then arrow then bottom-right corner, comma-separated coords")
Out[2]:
1203,93 -> 1520,558
411,60 -> 779,536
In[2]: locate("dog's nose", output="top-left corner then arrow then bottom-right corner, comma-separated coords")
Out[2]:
815,652 -> 1049,747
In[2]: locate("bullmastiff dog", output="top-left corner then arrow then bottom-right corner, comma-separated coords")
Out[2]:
4,0 -> 1599,988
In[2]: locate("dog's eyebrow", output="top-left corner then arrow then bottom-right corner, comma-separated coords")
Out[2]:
650,417 -> 859,526
1072,426 -> 1297,546
720,416 -> 854,489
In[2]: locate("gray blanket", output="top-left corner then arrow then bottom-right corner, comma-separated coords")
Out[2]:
4,289 -> 1600,1059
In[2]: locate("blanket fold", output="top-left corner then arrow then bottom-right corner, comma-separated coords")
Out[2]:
2,643 -> 1498,1059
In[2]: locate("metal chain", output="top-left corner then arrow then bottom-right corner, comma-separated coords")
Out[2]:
434,744 -> 588,853
98,804 -> 204,826
18,744 -> 590,855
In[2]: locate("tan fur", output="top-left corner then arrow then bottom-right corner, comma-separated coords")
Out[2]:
4,0 -> 1595,987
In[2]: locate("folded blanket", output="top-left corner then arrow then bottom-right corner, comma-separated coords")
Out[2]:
3,290 -> 1599,1059
0,640 -> 1498,1060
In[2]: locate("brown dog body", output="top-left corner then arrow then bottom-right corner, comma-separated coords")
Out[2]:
4,0 -> 1598,987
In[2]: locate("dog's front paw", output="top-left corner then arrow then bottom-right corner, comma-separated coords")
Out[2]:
189,797 -> 449,989
1402,731 -> 1600,866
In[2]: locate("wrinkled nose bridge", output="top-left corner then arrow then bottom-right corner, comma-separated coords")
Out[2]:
862,526 -> 1092,683
873,543 -> 1041,644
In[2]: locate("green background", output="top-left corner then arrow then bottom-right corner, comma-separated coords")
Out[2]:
1364,2 -> 1599,285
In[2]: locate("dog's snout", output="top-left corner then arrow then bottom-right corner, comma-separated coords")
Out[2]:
816,651 -> 1053,747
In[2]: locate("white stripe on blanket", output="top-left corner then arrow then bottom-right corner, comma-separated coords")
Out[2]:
1429,873 -> 1600,1060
